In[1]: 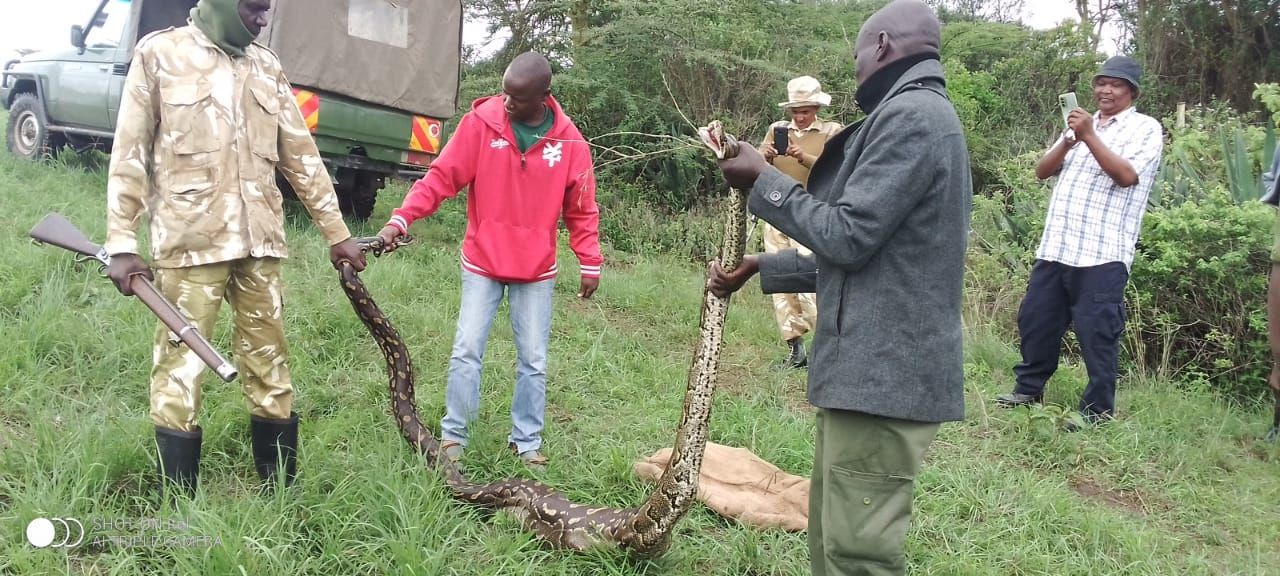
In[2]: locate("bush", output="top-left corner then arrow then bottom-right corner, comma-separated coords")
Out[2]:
597,178 -> 724,263
1128,189 -> 1274,397
1153,103 -> 1276,207
963,151 -> 1049,346
967,152 -> 1275,400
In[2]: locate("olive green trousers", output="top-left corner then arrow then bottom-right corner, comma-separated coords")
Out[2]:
810,408 -> 939,576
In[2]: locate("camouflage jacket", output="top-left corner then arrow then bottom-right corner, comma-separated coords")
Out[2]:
105,24 -> 350,267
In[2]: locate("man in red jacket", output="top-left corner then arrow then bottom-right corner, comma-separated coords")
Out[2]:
377,52 -> 602,470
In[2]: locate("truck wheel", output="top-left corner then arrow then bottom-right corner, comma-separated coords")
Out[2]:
5,93 -> 65,161
335,168 -> 383,221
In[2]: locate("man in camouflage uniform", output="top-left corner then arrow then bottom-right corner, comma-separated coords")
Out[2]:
104,0 -> 366,497
757,76 -> 842,368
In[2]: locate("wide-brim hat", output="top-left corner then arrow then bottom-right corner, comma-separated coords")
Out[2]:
778,75 -> 832,108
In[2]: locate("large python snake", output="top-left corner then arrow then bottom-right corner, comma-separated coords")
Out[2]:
337,121 -> 747,556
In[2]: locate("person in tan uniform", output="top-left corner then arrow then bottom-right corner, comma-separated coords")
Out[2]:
103,0 -> 366,497
758,76 -> 842,368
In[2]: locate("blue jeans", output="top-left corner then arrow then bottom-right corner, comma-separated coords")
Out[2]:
440,268 -> 556,453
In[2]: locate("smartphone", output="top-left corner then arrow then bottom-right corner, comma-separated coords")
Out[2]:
1059,92 -> 1078,138
773,125 -> 789,155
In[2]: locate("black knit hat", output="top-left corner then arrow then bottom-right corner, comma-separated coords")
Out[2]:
1095,55 -> 1142,96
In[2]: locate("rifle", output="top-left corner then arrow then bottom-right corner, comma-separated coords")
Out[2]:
29,213 -> 238,382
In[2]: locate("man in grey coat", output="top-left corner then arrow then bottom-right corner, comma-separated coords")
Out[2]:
709,1 -> 971,573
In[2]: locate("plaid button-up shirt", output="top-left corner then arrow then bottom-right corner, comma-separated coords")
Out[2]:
1035,106 -> 1164,269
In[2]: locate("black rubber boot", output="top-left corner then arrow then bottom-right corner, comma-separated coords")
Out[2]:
251,412 -> 299,488
155,426 -> 202,499
995,392 -> 1044,408
785,337 -> 808,369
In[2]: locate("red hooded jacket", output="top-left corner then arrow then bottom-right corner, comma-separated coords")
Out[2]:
386,94 -> 602,283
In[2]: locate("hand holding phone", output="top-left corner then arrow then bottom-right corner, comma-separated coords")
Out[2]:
1059,92 -> 1079,140
773,125 -> 789,157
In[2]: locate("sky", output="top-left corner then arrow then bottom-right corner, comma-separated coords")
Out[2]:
2,0 -> 128,60
0,1 -> 1118,64
1019,1 -> 1124,54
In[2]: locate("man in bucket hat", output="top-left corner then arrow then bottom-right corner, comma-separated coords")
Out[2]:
995,55 -> 1164,430
756,76 -> 842,368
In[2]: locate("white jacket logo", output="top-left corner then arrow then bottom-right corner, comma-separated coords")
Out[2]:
543,142 -> 563,167
490,138 -> 510,149
26,517 -> 85,548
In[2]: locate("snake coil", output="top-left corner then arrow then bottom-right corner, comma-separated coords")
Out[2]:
336,121 -> 749,555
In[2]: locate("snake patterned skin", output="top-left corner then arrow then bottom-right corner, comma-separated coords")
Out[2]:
336,121 -> 748,556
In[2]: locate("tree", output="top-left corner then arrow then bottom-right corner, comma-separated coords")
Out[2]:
1074,0 -> 1125,52
464,0 -> 574,64
1124,0 -> 1280,112
941,19 -> 1032,70
927,0 -> 1026,22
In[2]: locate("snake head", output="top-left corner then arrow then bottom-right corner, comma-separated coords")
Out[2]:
355,235 -> 415,257
697,120 -> 740,160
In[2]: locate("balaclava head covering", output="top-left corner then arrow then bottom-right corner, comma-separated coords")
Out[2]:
191,0 -> 256,57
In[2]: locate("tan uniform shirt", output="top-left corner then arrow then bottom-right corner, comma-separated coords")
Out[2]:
105,25 -> 349,267
758,118 -> 842,186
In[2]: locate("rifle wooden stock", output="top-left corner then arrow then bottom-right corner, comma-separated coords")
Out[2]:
29,213 -> 238,382
29,213 -> 109,265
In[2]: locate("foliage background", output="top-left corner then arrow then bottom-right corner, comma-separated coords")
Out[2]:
3,1 -> 1279,574
458,0 -> 1280,399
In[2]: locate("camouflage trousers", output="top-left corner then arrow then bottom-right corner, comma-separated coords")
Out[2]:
762,222 -> 817,341
150,258 -> 293,432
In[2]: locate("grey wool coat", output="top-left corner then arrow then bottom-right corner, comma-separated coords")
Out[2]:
751,59 -> 972,423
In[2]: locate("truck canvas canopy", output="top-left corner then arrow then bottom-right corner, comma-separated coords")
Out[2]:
261,0 -> 462,119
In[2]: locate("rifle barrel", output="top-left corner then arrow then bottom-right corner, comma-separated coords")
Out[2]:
29,213 -> 238,382
130,276 -> 238,382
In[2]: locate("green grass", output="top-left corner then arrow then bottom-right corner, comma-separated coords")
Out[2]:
1,119 -> 1278,574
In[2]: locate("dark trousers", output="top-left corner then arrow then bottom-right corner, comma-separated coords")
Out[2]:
1013,260 -> 1128,416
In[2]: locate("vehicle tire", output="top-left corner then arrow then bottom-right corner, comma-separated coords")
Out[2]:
335,168 -> 383,221
5,93 -> 65,161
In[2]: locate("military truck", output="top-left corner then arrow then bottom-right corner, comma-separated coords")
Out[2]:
1,0 -> 462,220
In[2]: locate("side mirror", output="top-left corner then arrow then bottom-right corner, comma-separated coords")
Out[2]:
71,25 -> 86,50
